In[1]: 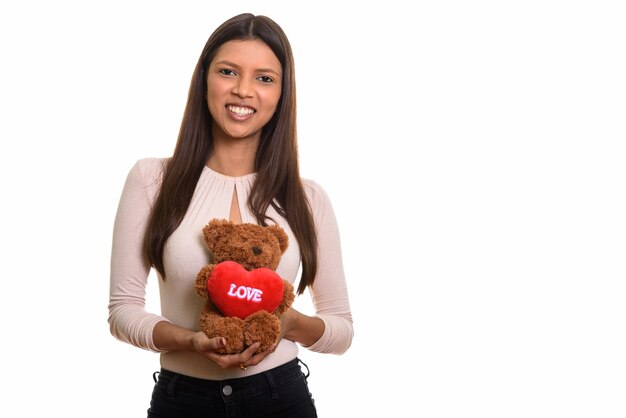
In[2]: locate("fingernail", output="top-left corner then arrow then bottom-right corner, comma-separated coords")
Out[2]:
218,338 -> 225,347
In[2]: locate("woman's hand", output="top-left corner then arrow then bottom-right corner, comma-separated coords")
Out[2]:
191,331 -> 276,369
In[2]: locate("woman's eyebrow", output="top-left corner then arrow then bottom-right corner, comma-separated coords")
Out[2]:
213,60 -> 281,76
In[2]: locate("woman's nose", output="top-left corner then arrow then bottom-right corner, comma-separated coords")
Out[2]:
233,78 -> 252,98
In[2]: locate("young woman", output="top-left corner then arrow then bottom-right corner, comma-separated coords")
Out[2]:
108,13 -> 353,418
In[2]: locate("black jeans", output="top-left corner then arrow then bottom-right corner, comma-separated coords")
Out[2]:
147,358 -> 317,418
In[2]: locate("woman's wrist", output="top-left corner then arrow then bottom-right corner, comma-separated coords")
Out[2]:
284,310 -> 324,347
153,321 -> 196,352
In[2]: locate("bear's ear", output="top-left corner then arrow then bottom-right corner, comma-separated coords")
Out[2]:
267,224 -> 289,254
203,219 -> 234,249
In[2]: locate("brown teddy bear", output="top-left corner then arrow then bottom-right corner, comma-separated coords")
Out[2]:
194,219 -> 295,354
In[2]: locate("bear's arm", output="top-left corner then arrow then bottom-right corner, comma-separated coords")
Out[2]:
195,264 -> 216,299
274,280 -> 295,316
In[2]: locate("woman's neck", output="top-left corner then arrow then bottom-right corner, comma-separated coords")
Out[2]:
206,136 -> 258,177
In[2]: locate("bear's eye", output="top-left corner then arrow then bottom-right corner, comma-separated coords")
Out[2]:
252,246 -> 262,256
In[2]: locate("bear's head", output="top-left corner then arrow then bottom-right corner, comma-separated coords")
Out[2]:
202,219 -> 288,271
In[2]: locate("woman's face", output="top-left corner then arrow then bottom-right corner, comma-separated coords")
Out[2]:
206,39 -> 283,142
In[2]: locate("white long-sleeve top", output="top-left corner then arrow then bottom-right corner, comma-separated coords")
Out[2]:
108,158 -> 353,379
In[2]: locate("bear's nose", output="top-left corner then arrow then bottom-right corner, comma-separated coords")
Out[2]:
252,246 -> 262,255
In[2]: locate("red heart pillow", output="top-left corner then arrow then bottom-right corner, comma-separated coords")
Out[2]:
207,261 -> 285,320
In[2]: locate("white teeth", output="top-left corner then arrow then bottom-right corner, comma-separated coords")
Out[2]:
228,106 -> 255,116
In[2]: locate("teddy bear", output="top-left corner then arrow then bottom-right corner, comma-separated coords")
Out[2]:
194,218 -> 295,354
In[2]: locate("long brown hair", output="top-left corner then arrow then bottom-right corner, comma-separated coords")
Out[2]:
143,13 -> 317,294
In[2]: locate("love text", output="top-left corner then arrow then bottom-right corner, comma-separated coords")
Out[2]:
227,284 -> 263,302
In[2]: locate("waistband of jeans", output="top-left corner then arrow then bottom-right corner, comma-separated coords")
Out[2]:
157,357 -> 301,389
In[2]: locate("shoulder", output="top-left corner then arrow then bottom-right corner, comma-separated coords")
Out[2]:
301,178 -> 337,220
124,157 -> 169,197
128,157 -> 167,183
132,157 -> 168,177
302,178 -> 331,205
301,178 -> 341,234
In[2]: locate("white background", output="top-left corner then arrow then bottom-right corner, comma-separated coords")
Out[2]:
1,1 -> 625,417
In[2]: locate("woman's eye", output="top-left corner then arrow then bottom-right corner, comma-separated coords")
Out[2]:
219,69 -> 236,76
257,75 -> 274,83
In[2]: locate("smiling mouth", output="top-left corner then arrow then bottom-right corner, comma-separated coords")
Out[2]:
227,105 -> 256,116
